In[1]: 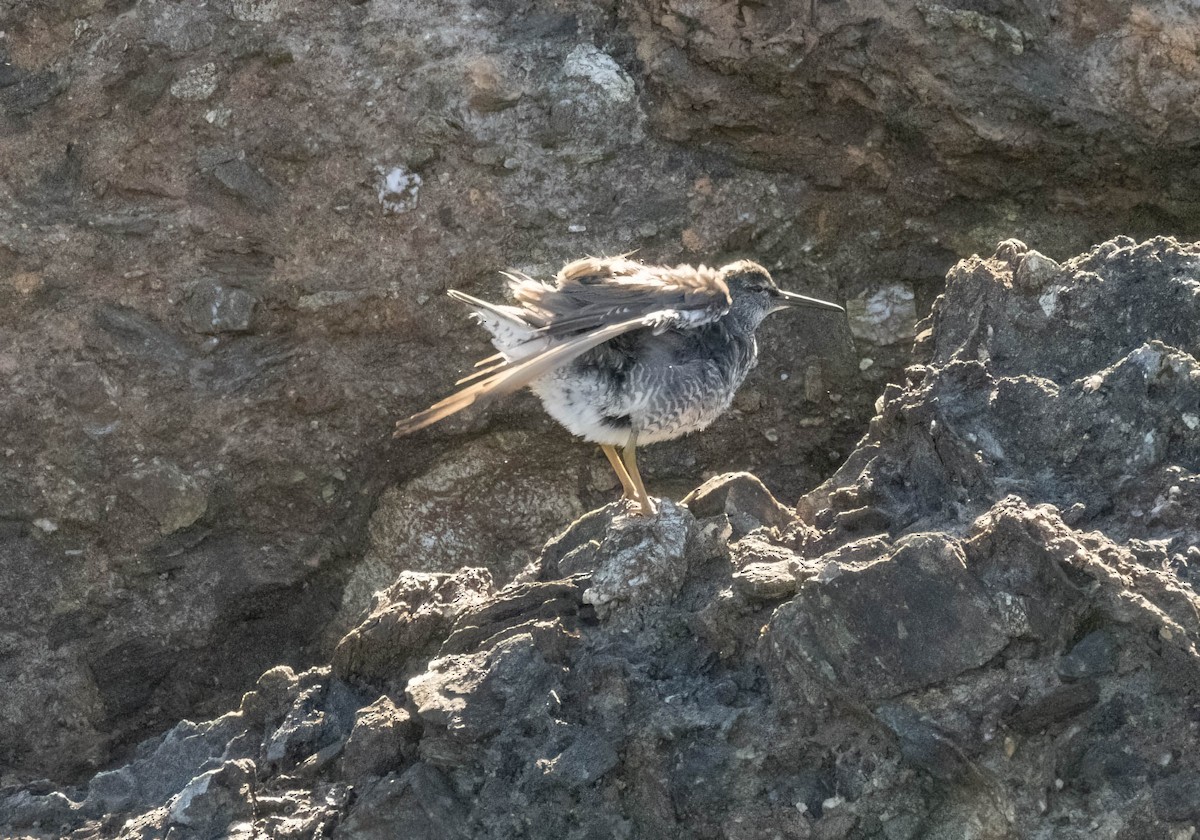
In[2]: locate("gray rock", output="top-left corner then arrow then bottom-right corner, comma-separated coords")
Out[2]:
167,759 -> 256,838
211,157 -> 280,209
407,631 -> 568,765
339,431 -> 584,624
377,165 -> 422,214
1057,630 -> 1118,681
333,568 -> 494,686
1152,772 -> 1200,822
535,727 -> 620,789
764,533 -> 1008,702
576,499 -> 697,622
119,457 -> 208,534
1012,249 -> 1061,290
84,714 -> 256,815
261,677 -> 359,773
339,764 -> 469,840
731,561 -> 799,601
1006,680 -> 1100,733
682,471 -> 793,538
875,704 -> 973,781
845,283 -> 919,346
339,695 -> 416,779
0,789 -> 79,832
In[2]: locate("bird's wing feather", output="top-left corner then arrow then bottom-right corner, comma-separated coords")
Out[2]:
447,289 -> 529,326
520,260 -> 733,337
394,313 -> 661,437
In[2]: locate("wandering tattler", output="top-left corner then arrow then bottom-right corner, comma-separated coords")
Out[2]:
394,256 -> 844,515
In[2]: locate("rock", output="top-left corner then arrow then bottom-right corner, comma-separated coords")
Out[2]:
333,568 -> 494,686
167,759 -> 256,838
561,45 -> 636,104
184,281 -> 257,334
339,695 -> 416,779
1152,772 -> 1200,822
169,62 -> 218,100
1012,249 -> 1061,290
1057,630 -> 1118,681
575,500 -> 696,622
118,458 -> 208,534
406,631 -> 570,766
377,165 -> 422,214
239,664 -> 301,723
338,431 -> 585,625
465,56 -> 522,113
845,284 -> 919,346
764,533 -> 1009,702
875,703 -> 973,781
84,712 -> 258,816
731,560 -> 799,601
260,674 -> 360,774
0,60 -> 64,117
682,471 -> 793,537
1006,680 -> 1101,733
338,764 -> 469,840
210,157 -> 280,209
535,727 -> 620,789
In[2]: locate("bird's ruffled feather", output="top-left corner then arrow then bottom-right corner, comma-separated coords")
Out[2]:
394,257 -> 738,437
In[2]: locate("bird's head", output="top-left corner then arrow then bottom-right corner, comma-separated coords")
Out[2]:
720,260 -> 844,330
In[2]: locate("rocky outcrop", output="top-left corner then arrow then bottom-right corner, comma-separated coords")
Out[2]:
6,0 -> 1200,792
5,237 -> 1197,838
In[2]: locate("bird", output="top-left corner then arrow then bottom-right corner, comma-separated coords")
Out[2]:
394,256 -> 845,516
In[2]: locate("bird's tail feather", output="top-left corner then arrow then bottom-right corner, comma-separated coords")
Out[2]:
394,314 -> 652,436
447,289 -> 529,325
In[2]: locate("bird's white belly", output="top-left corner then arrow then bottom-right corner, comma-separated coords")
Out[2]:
530,360 -> 743,446
530,372 -> 632,445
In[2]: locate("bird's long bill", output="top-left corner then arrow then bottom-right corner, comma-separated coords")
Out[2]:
771,288 -> 845,313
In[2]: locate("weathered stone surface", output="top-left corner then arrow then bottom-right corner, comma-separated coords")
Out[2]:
167,758 -> 256,838
14,0 -> 1200,785
339,431 -> 589,625
338,764 -> 469,840
569,500 -> 697,622
184,281 -> 257,334
682,471 -> 792,538
118,457 -> 208,535
731,560 -> 799,601
1152,772 -> 1200,823
333,568 -> 494,687
535,727 -> 620,789
1057,630 -> 1118,682
767,532 -> 1009,701
3,0 -> 1200,825
339,695 -> 416,780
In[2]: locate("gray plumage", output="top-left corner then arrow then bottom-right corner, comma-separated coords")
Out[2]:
394,256 -> 844,514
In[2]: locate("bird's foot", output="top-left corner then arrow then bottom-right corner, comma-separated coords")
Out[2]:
626,495 -> 659,517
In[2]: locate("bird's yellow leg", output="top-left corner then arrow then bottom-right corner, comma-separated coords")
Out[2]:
621,435 -> 657,516
601,444 -> 638,500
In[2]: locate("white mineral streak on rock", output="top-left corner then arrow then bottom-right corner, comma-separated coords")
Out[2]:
562,45 -> 635,103
378,166 -> 421,214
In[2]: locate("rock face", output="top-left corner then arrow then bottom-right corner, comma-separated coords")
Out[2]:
5,238 -> 1198,838
5,0 -> 1200,796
